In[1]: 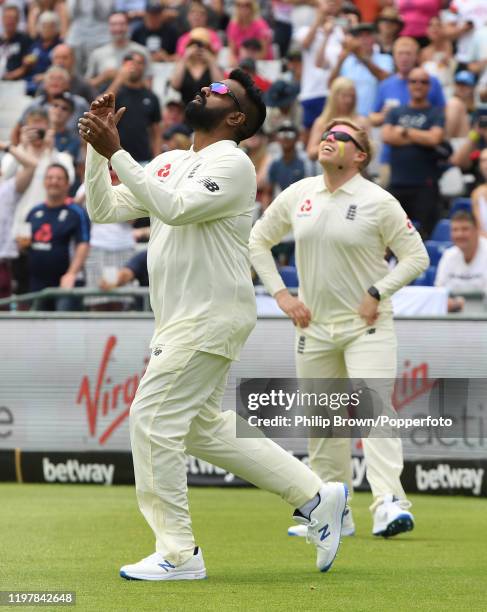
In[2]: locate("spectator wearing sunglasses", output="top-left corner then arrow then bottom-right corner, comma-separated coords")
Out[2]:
48,92 -> 81,164
170,27 -> 224,107
250,117 -> 428,541
80,70 -> 348,580
382,67 -> 445,238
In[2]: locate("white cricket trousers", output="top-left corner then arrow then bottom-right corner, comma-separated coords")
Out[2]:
295,316 -> 407,507
130,345 -> 322,566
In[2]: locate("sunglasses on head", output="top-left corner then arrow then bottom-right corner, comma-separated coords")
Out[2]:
209,82 -> 242,113
321,130 -> 365,152
408,78 -> 429,85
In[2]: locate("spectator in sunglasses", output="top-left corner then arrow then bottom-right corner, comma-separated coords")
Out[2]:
170,27 -> 224,107
382,67 -> 445,238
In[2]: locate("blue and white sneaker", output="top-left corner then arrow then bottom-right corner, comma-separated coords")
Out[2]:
120,547 -> 207,581
288,504 -> 355,537
372,494 -> 414,538
292,482 -> 348,572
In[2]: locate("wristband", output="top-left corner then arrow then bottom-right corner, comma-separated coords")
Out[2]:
468,130 -> 480,143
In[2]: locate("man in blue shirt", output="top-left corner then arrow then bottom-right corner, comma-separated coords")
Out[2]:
17,164 -> 90,310
329,23 -> 393,117
382,68 -> 445,238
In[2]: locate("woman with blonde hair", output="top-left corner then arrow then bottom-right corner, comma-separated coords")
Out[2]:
307,77 -> 367,160
226,0 -> 273,63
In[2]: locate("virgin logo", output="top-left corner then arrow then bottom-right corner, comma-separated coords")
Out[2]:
76,336 -> 149,445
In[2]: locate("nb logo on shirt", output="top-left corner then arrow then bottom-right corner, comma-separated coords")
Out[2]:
198,177 -> 220,192
346,205 -> 357,220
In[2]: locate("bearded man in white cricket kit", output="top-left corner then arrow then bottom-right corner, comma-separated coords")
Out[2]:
78,70 -> 348,581
250,118 -> 429,539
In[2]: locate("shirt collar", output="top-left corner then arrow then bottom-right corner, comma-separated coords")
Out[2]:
189,140 -> 238,159
315,172 -> 364,195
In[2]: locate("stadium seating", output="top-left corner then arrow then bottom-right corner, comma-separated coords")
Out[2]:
411,265 -> 437,286
279,265 -> 299,288
424,240 -> 452,266
450,197 -> 472,217
430,219 -> 451,242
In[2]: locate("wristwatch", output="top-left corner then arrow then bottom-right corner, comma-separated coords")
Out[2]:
401,126 -> 409,138
367,286 -> 381,301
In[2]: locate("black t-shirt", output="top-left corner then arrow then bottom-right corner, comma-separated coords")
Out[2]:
0,31 -> 32,73
179,66 -> 211,106
131,23 -> 179,55
26,202 -> 90,290
385,104 -> 445,187
116,86 -> 162,162
125,251 -> 148,287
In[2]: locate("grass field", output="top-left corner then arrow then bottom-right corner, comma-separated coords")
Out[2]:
1,485 -> 486,612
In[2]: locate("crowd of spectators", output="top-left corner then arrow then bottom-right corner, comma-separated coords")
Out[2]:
1,0 -> 487,313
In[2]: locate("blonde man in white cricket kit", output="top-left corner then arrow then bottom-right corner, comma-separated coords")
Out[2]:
78,73 -> 348,581
250,118 -> 429,538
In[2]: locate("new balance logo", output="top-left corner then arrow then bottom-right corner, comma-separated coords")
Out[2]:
198,177 -> 220,192
366,328 -> 376,335
318,524 -> 330,541
346,205 -> 357,220
158,560 -> 176,572
297,335 -> 306,354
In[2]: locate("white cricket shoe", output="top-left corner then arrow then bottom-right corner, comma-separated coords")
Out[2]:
372,494 -> 414,538
120,547 -> 207,581
292,482 -> 348,572
288,505 -> 355,537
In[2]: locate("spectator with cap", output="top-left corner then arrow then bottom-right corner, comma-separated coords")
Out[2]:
307,76 -> 366,161
327,22 -> 393,117
47,43 -> 95,102
23,10 -> 63,95
85,12 -> 152,94
65,0 -> 112,75
176,1 -> 222,58
435,210 -> 487,312
375,6 -> 403,56
0,3 -> 32,81
293,0 -> 345,141
170,27 -> 223,106
132,1 -> 179,62
263,122 -> 316,207
160,99 -> 185,134
445,70 -> 476,138
162,123 -> 193,152
263,78 -> 301,135
236,56 -> 271,92
226,0 -> 273,64
107,51 -> 161,163
383,67 -> 445,238
47,91 -> 81,163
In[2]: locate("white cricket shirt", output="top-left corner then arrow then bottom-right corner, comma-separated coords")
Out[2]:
85,140 -> 257,360
249,172 -> 429,324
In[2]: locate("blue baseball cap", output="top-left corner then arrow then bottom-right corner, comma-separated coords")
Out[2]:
455,70 -> 475,87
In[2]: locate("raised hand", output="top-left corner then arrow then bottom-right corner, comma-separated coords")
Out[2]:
90,92 -> 125,125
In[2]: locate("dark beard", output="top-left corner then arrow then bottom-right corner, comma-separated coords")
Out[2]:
185,95 -> 224,132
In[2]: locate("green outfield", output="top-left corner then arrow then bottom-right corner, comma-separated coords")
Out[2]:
1,484 -> 486,612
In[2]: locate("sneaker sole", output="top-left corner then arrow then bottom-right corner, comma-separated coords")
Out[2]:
373,514 -> 414,538
320,483 -> 348,573
120,569 -> 207,581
